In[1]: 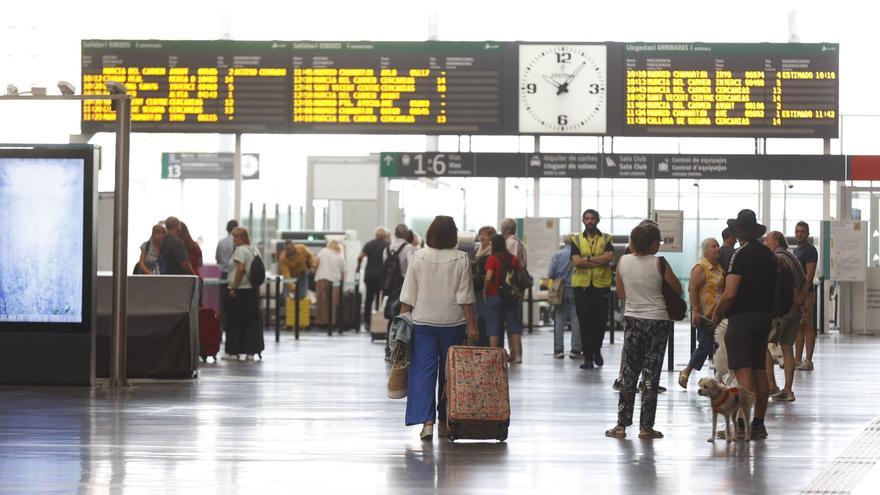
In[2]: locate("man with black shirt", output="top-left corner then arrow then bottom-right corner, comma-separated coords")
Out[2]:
793,221 -> 819,371
359,227 -> 390,330
712,209 -> 776,439
160,216 -> 197,276
570,209 -> 614,370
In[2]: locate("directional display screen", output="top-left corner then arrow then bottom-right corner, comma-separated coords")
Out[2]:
622,43 -> 838,137
81,40 -> 838,138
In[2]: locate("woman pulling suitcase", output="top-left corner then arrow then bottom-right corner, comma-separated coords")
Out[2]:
399,216 -> 479,440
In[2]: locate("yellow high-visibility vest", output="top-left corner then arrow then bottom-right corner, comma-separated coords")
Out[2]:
571,233 -> 613,289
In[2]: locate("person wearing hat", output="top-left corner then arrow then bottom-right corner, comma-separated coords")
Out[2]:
711,209 -> 776,440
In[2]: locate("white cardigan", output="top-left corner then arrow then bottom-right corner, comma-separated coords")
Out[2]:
399,247 -> 475,326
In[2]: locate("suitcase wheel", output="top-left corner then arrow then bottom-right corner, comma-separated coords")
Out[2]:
498,428 -> 508,442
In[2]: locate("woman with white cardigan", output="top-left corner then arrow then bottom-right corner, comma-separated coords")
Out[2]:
400,216 -> 479,441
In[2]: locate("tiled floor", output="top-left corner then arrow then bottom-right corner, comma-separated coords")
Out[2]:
0,325 -> 877,494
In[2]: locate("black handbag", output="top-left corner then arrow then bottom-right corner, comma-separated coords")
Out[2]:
658,257 -> 687,321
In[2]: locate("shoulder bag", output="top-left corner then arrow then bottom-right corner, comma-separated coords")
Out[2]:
657,256 -> 687,321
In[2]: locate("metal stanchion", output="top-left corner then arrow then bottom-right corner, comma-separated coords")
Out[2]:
274,276 -> 281,343
326,282 -> 333,337
527,287 -> 534,334
817,279 -> 825,334
294,278 -> 301,340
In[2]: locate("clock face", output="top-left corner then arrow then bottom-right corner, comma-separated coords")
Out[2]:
518,44 -> 607,134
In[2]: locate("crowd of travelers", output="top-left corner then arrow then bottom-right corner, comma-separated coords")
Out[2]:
382,209 -> 819,441
140,208 -> 820,441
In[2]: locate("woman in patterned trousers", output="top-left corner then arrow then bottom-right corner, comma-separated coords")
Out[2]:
605,223 -> 682,439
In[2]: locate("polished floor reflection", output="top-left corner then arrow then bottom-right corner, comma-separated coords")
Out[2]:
1,325 -> 878,494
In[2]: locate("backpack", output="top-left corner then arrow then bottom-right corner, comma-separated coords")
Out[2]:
379,246 -> 405,293
498,255 -> 532,300
472,255 -> 489,292
248,249 -> 266,287
772,250 -> 802,319
771,252 -> 795,319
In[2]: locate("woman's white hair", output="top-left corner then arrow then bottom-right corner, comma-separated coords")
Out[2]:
701,237 -> 718,257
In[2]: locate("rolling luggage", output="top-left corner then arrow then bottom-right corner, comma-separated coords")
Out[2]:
445,345 -> 510,442
285,297 -> 310,329
199,306 -> 222,362
340,290 -> 362,331
370,306 -> 388,342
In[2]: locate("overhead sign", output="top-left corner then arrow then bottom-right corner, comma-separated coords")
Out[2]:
380,152 -> 846,180
161,152 -> 259,180
82,40 -> 838,138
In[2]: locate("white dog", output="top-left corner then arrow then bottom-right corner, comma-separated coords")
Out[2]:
713,320 -> 737,386
697,377 -> 755,442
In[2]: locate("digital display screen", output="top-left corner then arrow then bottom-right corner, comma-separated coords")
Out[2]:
292,41 -> 510,134
0,157 -> 85,323
82,40 -> 291,133
622,43 -> 838,137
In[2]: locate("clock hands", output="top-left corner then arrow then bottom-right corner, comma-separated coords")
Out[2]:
542,74 -> 561,89
557,61 -> 586,95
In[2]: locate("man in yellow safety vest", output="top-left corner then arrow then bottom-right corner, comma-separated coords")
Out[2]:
570,209 -> 615,370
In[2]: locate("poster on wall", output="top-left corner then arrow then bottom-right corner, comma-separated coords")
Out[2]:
523,217 -> 560,281
830,221 -> 867,282
653,210 -> 684,253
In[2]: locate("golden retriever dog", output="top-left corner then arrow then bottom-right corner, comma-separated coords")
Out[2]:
697,377 -> 755,442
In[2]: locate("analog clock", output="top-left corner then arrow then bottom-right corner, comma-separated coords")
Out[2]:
518,44 -> 607,134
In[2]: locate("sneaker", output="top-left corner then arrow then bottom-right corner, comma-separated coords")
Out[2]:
657,385 -> 667,393
554,352 -> 565,359
797,360 -> 814,371
420,424 -> 433,440
612,379 -> 622,391
772,391 -> 796,402
569,350 -> 584,359
513,356 -> 523,364
768,386 -> 781,396
593,352 -> 605,367
637,382 -> 666,393
751,421 -> 768,440
580,361 -> 594,370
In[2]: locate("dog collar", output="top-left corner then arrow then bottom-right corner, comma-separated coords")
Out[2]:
711,387 -> 740,413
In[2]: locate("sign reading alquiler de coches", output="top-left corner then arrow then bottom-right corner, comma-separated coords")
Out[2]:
82,40 -> 838,138
379,153 -> 846,180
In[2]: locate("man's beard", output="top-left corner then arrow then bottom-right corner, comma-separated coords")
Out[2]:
584,225 -> 597,234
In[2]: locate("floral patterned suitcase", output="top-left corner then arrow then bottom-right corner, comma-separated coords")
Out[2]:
445,345 -> 510,442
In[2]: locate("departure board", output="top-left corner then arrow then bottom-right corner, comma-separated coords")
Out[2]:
291,41 -> 511,134
82,40 -> 291,133
622,43 -> 839,138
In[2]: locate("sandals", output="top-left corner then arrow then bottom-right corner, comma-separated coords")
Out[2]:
639,428 -> 664,439
605,425 -> 626,438
678,371 -> 689,389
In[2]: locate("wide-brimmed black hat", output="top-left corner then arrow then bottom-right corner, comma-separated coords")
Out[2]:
727,209 -> 767,237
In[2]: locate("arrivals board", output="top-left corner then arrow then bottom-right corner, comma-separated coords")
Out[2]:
291,41 -> 514,134
82,40 -> 291,133
622,43 -> 838,138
